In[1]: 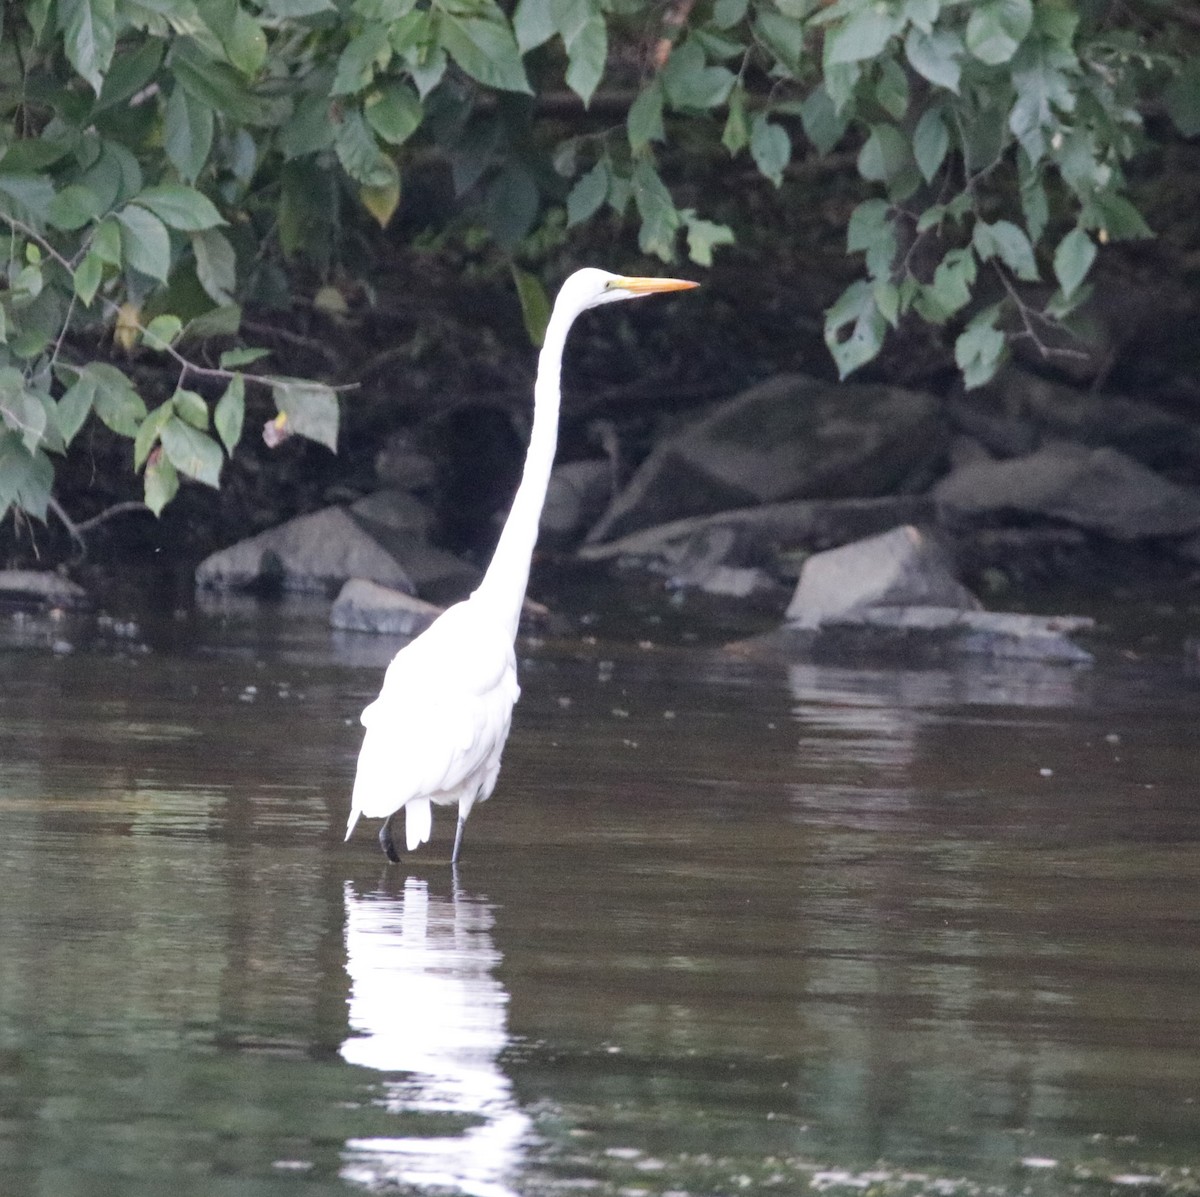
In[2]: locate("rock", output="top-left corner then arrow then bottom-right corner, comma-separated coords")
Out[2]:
739,524 -> 1095,663
540,460 -> 613,548
349,489 -> 435,538
757,607 -> 1095,663
579,496 -> 935,580
0,570 -> 90,610
934,444 -> 1200,540
586,374 -> 947,543
946,395 -> 1038,458
195,507 -> 415,595
348,491 -> 480,602
331,579 -> 442,636
995,369 -> 1200,473
785,525 -> 979,628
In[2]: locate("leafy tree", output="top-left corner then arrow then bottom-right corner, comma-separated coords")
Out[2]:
0,0 -> 1197,527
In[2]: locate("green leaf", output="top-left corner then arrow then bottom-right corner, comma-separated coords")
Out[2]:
161,416 -> 223,487
333,24 -> 391,95
172,39 -> 274,125
334,110 -> 398,188
799,86 -> 847,156
95,33 -> 163,112
825,280 -> 886,379
57,375 -> 96,446
214,375 -> 245,453
846,198 -> 896,278
1086,193 -> 1152,242
182,304 -> 242,340
924,247 -> 976,321
627,82 -> 664,151
365,83 -> 423,144
484,163 -> 538,248
91,217 -> 122,265
977,219 -> 1039,281
60,0 -> 117,94
566,159 -> 609,227
722,85 -> 750,155
144,453 -> 179,516
955,303 -> 1008,390
0,368 -> 48,454
912,108 -> 949,182
134,184 -> 225,231
512,265 -> 551,347
750,114 -> 790,187
73,253 -> 104,307
272,379 -> 339,451
172,388 -> 209,430
84,362 -> 147,436
904,27 -> 961,92
0,175 -> 56,230
143,314 -> 183,351
662,39 -> 734,112
825,8 -> 899,65
1053,227 -> 1095,300
631,158 -> 680,263
223,7 -> 268,76
712,0 -> 747,29
279,93 -> 337,159
965,0 -> 1032,66
684,216 -> 734,267
192,228 -> 237,306
116,205 -> 171,282
754,9 -> 805,75
219,347 -> 269,369
564,13 -> 607,107
857,123 -> 910,183
47,184 -> 104,232
0,435 -> 53,522
163,86 -> 215,182
514,0 -> 555,52
133,401 -> 175,471
437,9 -> 532,95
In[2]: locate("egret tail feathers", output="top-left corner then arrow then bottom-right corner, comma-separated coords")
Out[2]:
405,796 -> 433,851
344,807 -> 361,842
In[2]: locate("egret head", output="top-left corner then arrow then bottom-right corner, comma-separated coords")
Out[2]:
559,268 -> 699,315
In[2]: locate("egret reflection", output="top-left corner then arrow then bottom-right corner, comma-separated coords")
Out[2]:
340,877 -> 531,1197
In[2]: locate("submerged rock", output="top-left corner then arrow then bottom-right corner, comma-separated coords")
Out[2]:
586,374 -> 947,544
0,570 -> 90,610
331,579 -> 441,636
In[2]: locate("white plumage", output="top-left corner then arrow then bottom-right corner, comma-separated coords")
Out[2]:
345,268 -> 698,863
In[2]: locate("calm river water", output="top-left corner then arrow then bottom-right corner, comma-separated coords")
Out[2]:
0,593 -> 1198,1197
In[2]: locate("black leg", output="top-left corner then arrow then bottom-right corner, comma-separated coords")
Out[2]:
378,814 -> 401,863
451,815 -> 466,865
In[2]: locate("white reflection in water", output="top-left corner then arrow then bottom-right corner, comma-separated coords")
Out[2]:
340,878 -> 531,1197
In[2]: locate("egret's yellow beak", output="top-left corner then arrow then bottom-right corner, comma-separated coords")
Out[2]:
610,276 -> 700,294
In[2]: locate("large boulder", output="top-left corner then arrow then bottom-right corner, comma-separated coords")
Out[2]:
586,374 -> 947,544
539,460 -> 613,549
934,444 -> 1200,540
196,507 -> 415,595
748,525 -> 1093,663
785,525 -> 978,628
348,490 -> 480,602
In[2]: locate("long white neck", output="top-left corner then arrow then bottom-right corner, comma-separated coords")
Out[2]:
473,300 -> 576,641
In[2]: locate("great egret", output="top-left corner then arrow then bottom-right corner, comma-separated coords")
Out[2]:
345,268 -> 699,864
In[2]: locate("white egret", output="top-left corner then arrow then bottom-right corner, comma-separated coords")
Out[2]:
345,268 -> 699,864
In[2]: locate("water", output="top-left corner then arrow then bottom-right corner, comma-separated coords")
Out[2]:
1,598 -> 1199,1196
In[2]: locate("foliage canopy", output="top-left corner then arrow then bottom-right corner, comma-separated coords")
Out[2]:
0,0 -> 1197,525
